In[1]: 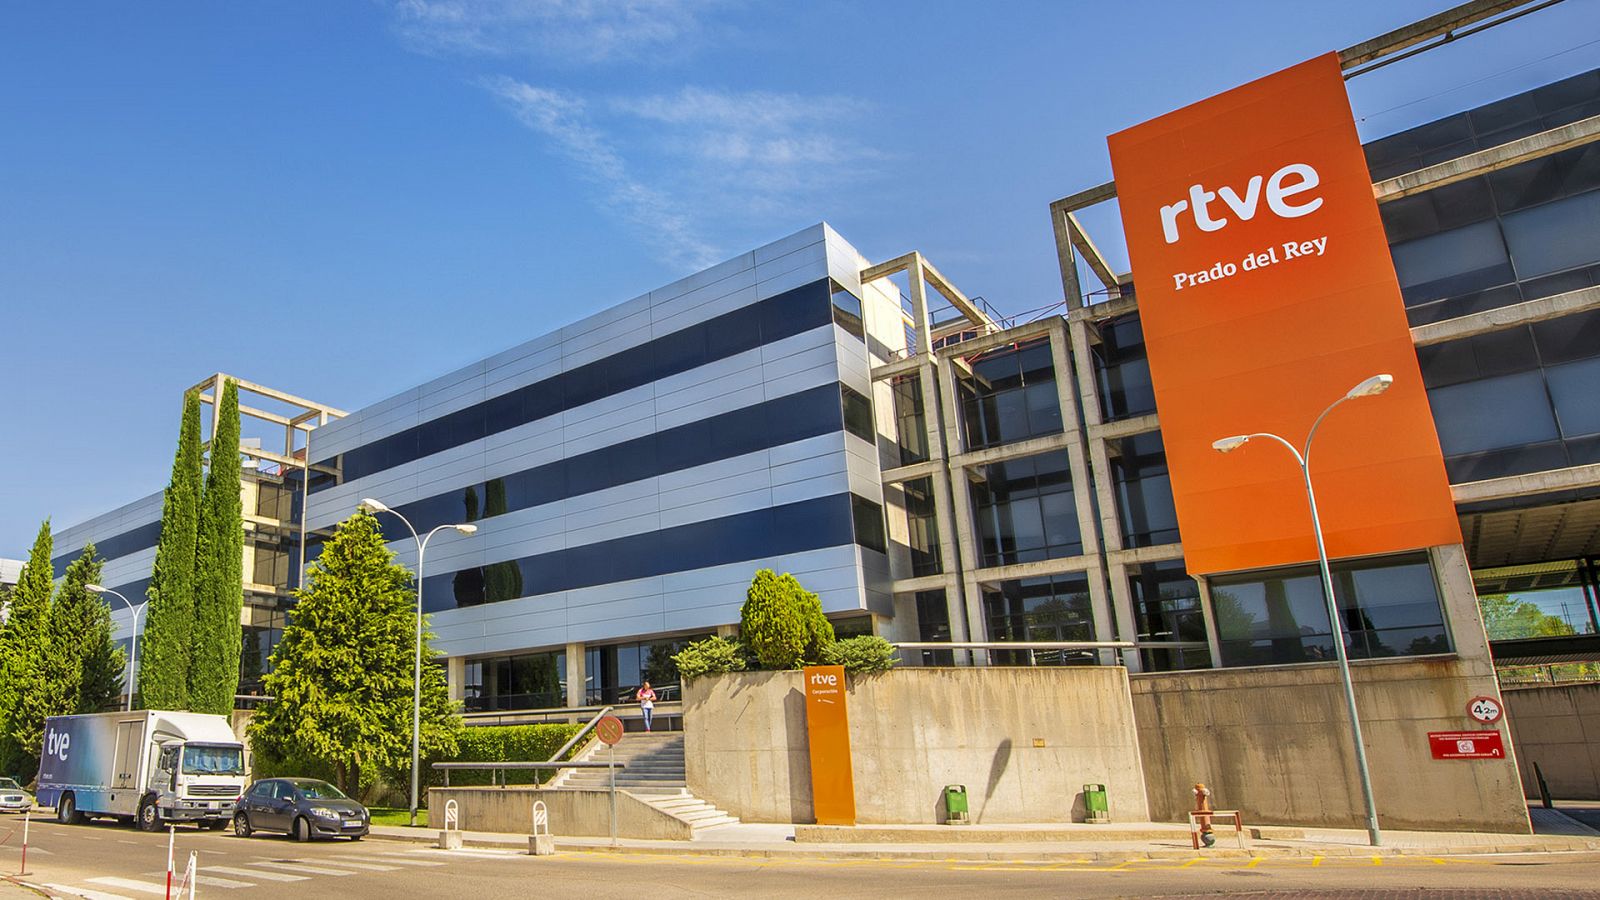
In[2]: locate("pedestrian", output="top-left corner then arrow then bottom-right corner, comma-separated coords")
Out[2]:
636,681 -> 657,732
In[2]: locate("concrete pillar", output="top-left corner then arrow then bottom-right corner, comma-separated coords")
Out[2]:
1431,543 -> 1494,675
446,656 -> 466,703
1194,574 -> 1224,666
934,360 -> 988,662
715,623 -> 738,639
565,641 -> 586,709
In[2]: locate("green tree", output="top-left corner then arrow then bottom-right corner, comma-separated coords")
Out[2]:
191,379 -> 245,714
0,521 -> 56,779
141,391 -> 204,710
249,511 -> 461,800
739,569 -> 833,669
48,545 -> 125,714
1479,594 -> 1579,640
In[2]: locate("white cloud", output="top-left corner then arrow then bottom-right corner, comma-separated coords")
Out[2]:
485,77 -> 721,269
391,0 -> 725,64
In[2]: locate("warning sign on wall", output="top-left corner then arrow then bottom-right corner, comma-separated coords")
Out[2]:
1428,731 -> 1505,760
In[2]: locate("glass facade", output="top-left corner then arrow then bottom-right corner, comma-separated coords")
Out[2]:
1210,553 -> 1451,667
1109,431 -> 1180,548
969,451 -> 1082,567
851,494 -> 888,555
841,384 -> 875,443
914,589 -> 953,666
957,339 -> 1063,450
1128,559 -> 1210,671
890,375 -> 929,466
983,573 -> 1097,665
1418,310 -> 1600,482
464,635 -> 708,711
1093,313 -> 1157,421
902,476 -> 942,577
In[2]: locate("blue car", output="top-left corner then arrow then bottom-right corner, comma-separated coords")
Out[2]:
233,778 -> 369,842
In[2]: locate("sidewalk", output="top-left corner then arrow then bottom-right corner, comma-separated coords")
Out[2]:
369,810 -> 1600,863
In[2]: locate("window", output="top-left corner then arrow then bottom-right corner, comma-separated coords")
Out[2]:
1210,553 -> 1450,667
903,477 -> 942,577
841,385 -> 875,443
958,339 -> 1063,450
970,452 -> 1081,567
891,376 -> 929,465
831,282 -> 866,340
983,574 -> 1097,666
1109,431 -> 1180,547
1094,313 -> 1157,421
466,650 -> 567,711
1501,189 -> 1600,280
1389,220 -> 1514,306
852,494 -> 887,555
915,589 -> 954,666
1129,559 -> 1210,671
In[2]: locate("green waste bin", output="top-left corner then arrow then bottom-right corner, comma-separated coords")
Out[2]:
942,784 -> 969,825
1083,783 -> 1110,824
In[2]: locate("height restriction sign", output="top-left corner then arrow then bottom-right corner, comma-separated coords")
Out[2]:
1466,696 -> 1503,724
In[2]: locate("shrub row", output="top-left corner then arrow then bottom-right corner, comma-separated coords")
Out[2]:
447,723 -> 585,786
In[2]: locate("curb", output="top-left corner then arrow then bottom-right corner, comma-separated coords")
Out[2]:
365,828 -> 1600,862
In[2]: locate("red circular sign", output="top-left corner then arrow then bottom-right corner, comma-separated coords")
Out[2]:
595,714 -> 625,745
1466,696 -> 1503,724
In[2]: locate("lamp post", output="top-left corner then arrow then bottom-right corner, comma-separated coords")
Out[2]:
87,585 -> 146,712
357,498 -> 477,828
1211,373 -> 1393,848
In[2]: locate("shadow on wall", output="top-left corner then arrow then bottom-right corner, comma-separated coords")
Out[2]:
977,738 -> 1013,824
785,686 -> 812,815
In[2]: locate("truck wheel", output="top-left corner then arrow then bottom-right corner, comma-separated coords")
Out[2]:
292,816 -> 312,843
137,798 -> 161,832
57,793 -> 83,825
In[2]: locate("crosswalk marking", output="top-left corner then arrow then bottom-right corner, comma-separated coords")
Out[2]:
250,859 -> 356,876
84,877 -> 167,895
310,857 -> 399,871
43,884 -> 134,900
348,853 -> 445,867
190,873 -> 256,889
413,847 -> 521,859
206,864 -> 310,882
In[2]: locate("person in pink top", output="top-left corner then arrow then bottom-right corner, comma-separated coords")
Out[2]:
636,682 -> 658,732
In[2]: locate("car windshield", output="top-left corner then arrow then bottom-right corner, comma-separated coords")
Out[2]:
181,745 -> 244,776
0,778 -> 19,790
294,781 -> 348,801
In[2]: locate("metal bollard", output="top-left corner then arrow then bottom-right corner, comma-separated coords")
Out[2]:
438,799 -> 463,850
528,799 -> 555,856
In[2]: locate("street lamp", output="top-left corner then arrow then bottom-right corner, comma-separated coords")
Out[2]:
1211,372 -> 1393,848
87,585 -> 147,712
357,497 -> 478,827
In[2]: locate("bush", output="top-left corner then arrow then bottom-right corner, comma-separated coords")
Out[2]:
741,569 -> 835,669
821,635 -> 900,674
447,723 -> 584,786
672,636 -> 747,681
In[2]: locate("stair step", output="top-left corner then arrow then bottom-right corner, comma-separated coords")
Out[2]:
689,816 -> 741,830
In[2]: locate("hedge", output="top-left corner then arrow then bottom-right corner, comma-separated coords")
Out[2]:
445,723 -> 585,786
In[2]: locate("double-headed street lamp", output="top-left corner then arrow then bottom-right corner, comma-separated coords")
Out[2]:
1211,372 -> 1393,848
357,497 -> 477,828
86,584 -> 147,712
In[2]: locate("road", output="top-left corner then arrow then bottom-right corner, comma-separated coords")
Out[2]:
4,816 -> 1600,898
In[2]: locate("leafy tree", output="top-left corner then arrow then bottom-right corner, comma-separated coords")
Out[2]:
249,511 -> 461,800
141,391 -> 204,710
821,635 -> 900,674
1479,594 -> 1579,640
0,522 -> 55,779
671,636 -> 748,681
739,569 -> 834,669
48,545 -> 125,714
192,379 -> 245,714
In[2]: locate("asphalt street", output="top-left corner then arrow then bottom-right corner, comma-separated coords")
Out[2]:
4,815 -> 1600,898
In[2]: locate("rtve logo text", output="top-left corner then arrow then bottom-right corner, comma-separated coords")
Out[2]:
1157,162 -> 1329,291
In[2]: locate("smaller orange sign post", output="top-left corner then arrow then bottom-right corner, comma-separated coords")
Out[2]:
802,665 -> 856,826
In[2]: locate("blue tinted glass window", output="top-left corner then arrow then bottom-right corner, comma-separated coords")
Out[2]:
1428,371 -> 1560,455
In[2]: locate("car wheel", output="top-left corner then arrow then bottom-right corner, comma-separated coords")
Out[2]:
233,812 -> 253,837
292,816 -> 311,843
137,798 -> 161,832
349,833 -> 363,842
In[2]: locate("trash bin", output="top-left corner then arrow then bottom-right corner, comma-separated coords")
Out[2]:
942,784 -> 969,825
1083,784 -> 1110,824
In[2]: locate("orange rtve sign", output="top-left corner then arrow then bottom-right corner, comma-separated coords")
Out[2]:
802,665 -> 856,826
1107,53 -> 1459,575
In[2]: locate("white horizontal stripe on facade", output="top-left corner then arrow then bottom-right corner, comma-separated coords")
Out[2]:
429,543 -> 864,658
305,323 -> 843,533
308,225 -> 833,460
55,491 -> 164,558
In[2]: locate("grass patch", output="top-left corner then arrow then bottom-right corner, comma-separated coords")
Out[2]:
367,807 -> 426,827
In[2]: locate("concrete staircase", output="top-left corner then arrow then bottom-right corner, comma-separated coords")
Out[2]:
555,732 -> 740,835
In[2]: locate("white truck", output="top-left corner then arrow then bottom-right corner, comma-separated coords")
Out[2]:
35,711 -> 248,831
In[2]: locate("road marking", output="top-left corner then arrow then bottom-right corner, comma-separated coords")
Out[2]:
250,860 -> 356,876
412,847 -> 522,859
84,877 -> 168,895
1246,857 -> 1264,868
207,865 -> 309,882
43,884 -> 135,900
190,874 -> 257,888
308,857 -> 399,871
354,853 -> 446,867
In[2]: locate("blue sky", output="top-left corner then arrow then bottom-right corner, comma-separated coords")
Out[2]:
4,1 -> 1600,554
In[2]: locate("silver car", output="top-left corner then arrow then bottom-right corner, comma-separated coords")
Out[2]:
0,778 -> 31,813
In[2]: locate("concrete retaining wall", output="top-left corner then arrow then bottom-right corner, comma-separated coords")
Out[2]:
1131,657 -> 1530,833
682,667 -> 1150,825
426,787 -> 693,840
1503,682 -> 1600,800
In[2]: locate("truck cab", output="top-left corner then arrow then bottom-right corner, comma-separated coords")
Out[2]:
145,740 -> 247,830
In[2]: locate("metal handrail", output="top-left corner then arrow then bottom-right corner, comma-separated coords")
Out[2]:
432,759 -> 626,788
546,705 -> 614,763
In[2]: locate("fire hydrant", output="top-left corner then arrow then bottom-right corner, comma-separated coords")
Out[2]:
1193,783 -> 1216,848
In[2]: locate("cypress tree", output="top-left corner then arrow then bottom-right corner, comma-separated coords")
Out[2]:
191,379 -> 245,714
141,391 -> 204,710
50,545 -> 125,713
0,521 -> 56,779
249,511 -> 460,799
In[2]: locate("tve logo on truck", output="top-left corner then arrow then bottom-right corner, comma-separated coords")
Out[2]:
35,711 -> 247,831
